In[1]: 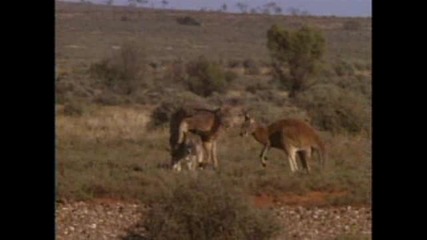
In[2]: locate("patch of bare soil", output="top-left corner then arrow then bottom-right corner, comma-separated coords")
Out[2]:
56,193 -> 371,240
56,200 -> 144,240
253,191 -> 348,208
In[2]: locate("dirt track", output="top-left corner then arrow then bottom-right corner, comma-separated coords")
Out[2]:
56,197 -> 371,240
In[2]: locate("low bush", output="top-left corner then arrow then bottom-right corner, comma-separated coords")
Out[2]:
243,58 -> 261,75
63,99 -> 87,117
143,174 -> 282,240
342,20 -> 362,31
185,56 -> 233,97
334,60 -> 355,77
149,94 -> 209,128
89,42 -> 147,95
295,84 -> 370,134
176,16 -> 201,26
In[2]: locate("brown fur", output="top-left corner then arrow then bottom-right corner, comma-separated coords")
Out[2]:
169,107 -> 227,169
240,113 -> 326,173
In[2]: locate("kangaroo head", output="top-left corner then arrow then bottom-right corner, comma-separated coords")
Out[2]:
171,142 -> 193,164
240,110 -> 256,137
213,107 -> 232,129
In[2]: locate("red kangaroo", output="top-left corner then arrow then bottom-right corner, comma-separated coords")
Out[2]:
169,106 -> 230,169
239,112 -> 326,173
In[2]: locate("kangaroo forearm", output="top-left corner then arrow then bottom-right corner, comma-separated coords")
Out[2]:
259,144 -> 270,160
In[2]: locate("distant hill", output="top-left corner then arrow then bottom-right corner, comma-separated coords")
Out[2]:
58,0 -> 372,17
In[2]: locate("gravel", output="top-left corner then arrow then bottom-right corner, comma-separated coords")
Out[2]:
276,205 -> 371,239
56,200 -> 371,240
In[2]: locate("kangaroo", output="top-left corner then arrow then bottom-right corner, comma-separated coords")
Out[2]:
169,106 -> 229,169
171,132 -> 205,172
239,112 -> 326,173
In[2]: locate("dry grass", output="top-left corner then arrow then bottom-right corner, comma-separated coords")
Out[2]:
56,2 -> 371,72
56,104 -> 371,206
55,1 -> 371,208
56,104 -> 154,144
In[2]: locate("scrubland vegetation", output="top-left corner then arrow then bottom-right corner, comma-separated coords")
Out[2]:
56,2 -> 371,239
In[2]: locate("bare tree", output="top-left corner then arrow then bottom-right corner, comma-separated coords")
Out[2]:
128,0 -> 136,7
274,6 -> 282,14
264,2 -> 277,9
301,10 -> 310,16
287,7 -> 310,16
236,2 -> 248,13
288,7 -> 301,16
262,8 -> 271,15
261,2 -> 282,15
221,3 -> 227,12
161,0 -> 169,9
134,0 -> 149,6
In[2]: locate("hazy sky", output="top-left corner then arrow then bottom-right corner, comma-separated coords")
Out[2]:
62,0 -> 371,17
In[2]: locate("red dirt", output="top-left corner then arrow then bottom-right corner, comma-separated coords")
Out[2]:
61,191 -> 349,208
85,197 -> 140,206
252,191 -> 348,208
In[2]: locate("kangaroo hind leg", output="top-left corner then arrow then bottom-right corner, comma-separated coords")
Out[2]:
297,150 -> 311,174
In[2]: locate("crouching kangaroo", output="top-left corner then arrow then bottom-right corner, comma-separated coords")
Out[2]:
171,132 -> 205,172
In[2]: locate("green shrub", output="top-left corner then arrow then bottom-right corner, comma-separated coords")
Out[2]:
342,20 -> 362,31
243,58 -> 261,75
267,24 -> 325,97
163,59 -> 187,84
176,16 -> 201,26
63,100 -> 86,117
225,70 -> 238,83
56,78 -> 94,105
245,82 -> 270,94
149,94 -> 209,128
295,84 -> 370,134
185,56 -> 232,97
143,175 -> 282,240
336,75 -> 371,99
93,91 -> 129,106
89,42 -> 147,95
227,59 -> 242,68
334,60 -> 355,77
353,61 -> 370,72
150,101 -> 182,129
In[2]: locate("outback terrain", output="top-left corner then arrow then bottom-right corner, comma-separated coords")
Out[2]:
56,1 -> 371,239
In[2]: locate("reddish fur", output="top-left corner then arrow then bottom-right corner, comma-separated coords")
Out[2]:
268,119 -> 325,151
181,110 -> 223,141
242,116 -> 326,172
169,107 -> 226,169
169,108 -> 221,148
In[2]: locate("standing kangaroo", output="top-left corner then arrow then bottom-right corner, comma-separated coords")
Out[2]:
169,106 -> 229,169
239,112 -> 326,173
